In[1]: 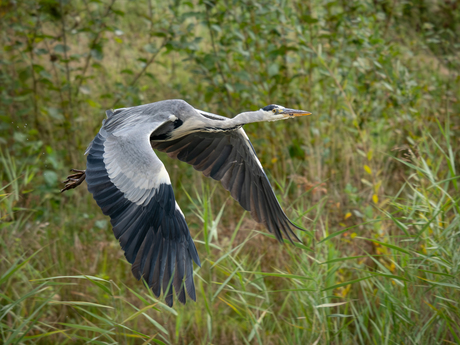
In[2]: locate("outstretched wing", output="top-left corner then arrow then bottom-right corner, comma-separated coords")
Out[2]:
85,122 -> 200,307
151,128 -> 303,243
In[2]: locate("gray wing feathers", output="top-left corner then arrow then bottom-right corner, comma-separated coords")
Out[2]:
151,128 -> 303,243
103,99 -> 192,133
86,118 -> 200,307
103,125 -> 169,206
196,109 -> 228,122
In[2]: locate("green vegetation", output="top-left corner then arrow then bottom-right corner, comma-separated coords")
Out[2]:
1,0 -> 459,343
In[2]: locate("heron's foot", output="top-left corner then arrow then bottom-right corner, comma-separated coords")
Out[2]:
61,169 -> 86,193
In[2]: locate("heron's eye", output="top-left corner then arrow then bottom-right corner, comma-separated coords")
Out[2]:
272,109 -> 278,114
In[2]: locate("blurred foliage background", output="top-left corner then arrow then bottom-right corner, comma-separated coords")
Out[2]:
1,0 -> 459,344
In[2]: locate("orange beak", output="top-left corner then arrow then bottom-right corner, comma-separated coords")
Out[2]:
280,108 -> 312,117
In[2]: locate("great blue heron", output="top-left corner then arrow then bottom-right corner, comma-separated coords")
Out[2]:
62,99 -> 311,307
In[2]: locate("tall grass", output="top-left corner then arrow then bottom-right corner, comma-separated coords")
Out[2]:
1,0 -> 459,343
2,128 -> 459,343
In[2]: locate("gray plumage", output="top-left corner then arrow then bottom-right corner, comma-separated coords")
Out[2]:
74,99 -> 312,307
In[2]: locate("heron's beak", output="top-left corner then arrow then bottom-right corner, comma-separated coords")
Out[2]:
280,108 -> 312,118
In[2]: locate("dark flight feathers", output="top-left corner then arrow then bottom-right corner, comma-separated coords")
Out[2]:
151,130 -> 303,243
86,131 -> 200,307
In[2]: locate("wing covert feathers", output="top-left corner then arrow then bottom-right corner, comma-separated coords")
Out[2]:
86,131 -> 200,307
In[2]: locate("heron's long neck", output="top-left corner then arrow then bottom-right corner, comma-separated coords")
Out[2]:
177,111 -> 268,137
218,111 -> 267,129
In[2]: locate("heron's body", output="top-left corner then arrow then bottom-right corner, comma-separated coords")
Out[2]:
63,99 -> 311,307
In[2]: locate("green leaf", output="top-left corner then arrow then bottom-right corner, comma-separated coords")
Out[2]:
49,301 -> 114,308
33,275 -> 111,282
320,255 -> 378,265
323,276 -> 374,291
417,278 -> 460,290
84,275 -> 112,295
144,43 -> 157,54
22,330 -> 68,340
122,303 -> 160,324
327,314 -> 353,318
86,99 -> 100,108
54,44 -> 70,53
357,237 -> 411,255
268,63 -> 279,77
46,107 -> 64,121
59,323 -> 115,335
244,271 -> 312,280
43,170 -> 58,187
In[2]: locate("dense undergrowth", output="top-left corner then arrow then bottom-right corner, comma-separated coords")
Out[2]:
1,0 -> 459,344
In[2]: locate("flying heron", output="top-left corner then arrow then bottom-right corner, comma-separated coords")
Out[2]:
62,99 -> 311,307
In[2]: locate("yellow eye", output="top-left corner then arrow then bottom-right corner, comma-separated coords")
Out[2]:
272,109 -> 277,114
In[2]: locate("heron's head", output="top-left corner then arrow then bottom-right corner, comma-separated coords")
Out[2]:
259,104 -> 312,121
